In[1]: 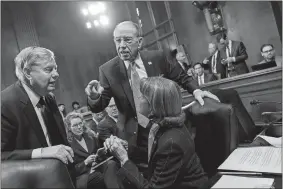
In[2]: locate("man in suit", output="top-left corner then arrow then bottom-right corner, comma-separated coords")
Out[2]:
96,110 -> 117,146
85,21 -> 220,171
1,46 -> 74,165
203,43 -> 226,79
217,32 -> 249,77
193,62 -> 218,85
176,51 -> 190,72
258,44 -> 282,67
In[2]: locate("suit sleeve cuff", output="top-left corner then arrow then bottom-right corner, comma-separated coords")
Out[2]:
88,95 -> 101,105
193,89 -> 202,96
31,148 -> 42,159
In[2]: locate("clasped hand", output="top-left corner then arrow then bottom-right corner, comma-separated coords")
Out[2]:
103,135 -> 129,165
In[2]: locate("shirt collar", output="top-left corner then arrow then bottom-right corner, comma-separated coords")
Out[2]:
21,82 -> 41,107
124,53 -> 142,69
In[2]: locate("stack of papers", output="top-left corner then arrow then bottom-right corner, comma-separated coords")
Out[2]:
218,147 -> 281,174
212,175 -> 274,188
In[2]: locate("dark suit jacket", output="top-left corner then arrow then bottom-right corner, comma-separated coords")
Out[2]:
219,40 -> 249,76
88,50 -> 199,149
203,50 -> 226,79
97,115 -> 117,146
195,73 -> 217,86
118,114 -> 208,189
1,81 -> 69,160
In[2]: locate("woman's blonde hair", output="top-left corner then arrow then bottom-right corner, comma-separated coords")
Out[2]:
140,76 -> 182,119
64,112 -> 96,142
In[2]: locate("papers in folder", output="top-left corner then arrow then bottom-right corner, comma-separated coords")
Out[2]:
218,147 -> 281,174
212,175 -> 274,188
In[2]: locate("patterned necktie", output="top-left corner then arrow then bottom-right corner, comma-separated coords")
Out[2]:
148,123 -> 160,162
212,54 -> 217,73
128,62 -> 150,128
37,97 -> 52,146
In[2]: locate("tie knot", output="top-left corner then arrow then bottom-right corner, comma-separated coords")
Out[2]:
38,97 -> 46,106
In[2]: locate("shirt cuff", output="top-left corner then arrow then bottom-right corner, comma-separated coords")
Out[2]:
31,148 -> 42,159
232,57 -> 236,62
193,89 -> 202,96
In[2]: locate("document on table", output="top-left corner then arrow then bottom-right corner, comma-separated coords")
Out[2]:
212,175 -> 274,188
257,135 -> 282,148
218,147 -> 281,174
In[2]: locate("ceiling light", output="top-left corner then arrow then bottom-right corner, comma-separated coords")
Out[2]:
88,4 -> 100,15
97,2 -> 106,13
93,20 -> 100,27
99,15 -> 109,26
86,22 -> 92,29
82,8 -> 89,16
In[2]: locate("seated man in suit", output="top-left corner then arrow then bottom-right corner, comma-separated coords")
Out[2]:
96,109 -> 117,146
193,62 -> 218,85
2,47 -> 74,164
217,32 -> 249,77
258,44 -> 282,67
203,43 -> 226,79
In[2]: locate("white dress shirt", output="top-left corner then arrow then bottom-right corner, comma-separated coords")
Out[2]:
178,61 -> 186,71
198,74 -> 205,85
22,82 -> 52,158
225,40 -> 236,62
124,53 -> 148,85
75,137 -> 88,152
211,51 -> 218,74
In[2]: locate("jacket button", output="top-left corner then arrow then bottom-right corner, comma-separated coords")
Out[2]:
133,132 -> 137,134
134,116 -> 137,119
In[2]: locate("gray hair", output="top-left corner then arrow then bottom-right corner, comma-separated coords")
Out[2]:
14,46 -> 55,82
113,21 -> 142,37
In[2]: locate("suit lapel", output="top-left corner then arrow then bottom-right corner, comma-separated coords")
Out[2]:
118,59 -> 136,111
72,138 -> 89,155
204,73 -> 209,83
140,51 -> 156,77
231,41 -> 237,57
18,82 -> 48,147
84,135 -> 95,154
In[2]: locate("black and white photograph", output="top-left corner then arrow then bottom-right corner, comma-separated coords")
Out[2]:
1,1 -> 282,188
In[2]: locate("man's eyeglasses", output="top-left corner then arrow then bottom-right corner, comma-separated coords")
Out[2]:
262,49 -> 274,53
71,122 -> 84,128
114,37 -> 138,45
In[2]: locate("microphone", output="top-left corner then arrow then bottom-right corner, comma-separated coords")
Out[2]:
250,100 -> 282,105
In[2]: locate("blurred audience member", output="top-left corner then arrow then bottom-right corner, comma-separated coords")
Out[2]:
65,112 -> 120,189
193,62 -> 217,86
96,110 -> 117,146
106,98 -> 118,122
176,51 -> 190,72
259,44 -> 282,67
72,101 -> 81,113
58,103 -> 67,118
217,32 -> 249,77
203,43 -> 226,79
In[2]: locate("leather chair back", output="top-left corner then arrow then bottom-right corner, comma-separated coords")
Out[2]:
1,159 -> 75,188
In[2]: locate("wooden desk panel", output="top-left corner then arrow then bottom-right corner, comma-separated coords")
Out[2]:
182,67 -> 282,123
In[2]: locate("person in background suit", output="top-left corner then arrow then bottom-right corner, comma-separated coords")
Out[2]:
58,103 -> 67,118
203,43 -> 226,79
105,98 -> 118,122
85,21 -> 220,174
258,44 -> 282,67
217,32 -> 249,77
96,109 -> 117,146
193,62 -> 218,85
72,101 -> 81,113
1,46 -> 74,164
104,77 -> 208,189
176,51 -> 190,72
65,112 -> 120,189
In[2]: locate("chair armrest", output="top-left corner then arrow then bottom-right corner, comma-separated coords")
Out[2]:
1,158 -> 75,188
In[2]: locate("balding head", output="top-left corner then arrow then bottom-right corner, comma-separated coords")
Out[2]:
113,21 -> 143,61
113,21 -> 141,37
176,52 -> 186,63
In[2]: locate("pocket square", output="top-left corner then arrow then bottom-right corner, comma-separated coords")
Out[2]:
148,61 -> 152,65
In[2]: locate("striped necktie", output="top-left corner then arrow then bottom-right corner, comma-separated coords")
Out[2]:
128,62 -> 150,128
148,123 -> 160,162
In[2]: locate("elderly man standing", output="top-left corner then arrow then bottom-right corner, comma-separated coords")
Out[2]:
85,21 -> 225,173
1,47 -> 74,165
